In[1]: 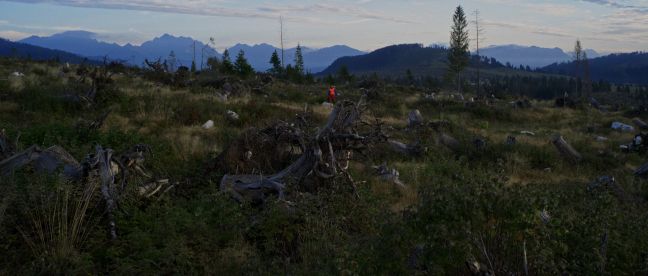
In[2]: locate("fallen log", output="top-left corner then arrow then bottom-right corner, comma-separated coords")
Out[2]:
551,134 -> 582,163
633,118 -> 648,130
388,139 -> 424,157
0,145 -> 83,179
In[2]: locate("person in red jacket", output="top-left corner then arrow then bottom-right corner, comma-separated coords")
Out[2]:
328,85 -> 336,103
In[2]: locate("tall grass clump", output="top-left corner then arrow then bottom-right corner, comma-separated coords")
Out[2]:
17,176 -> 100,273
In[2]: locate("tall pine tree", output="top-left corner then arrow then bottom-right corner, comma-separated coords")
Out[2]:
447,6 -> 469,94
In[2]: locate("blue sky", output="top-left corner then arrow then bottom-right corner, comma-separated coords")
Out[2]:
0,0 -> 646,52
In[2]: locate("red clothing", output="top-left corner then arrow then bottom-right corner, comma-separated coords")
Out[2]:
328,87 -> 336,102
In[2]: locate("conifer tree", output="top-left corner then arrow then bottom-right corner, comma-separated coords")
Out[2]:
447,6 -> 469,93
269,50 -> 283,75
234,49 -> 254,77
221,49 -> 234,74
294,44 -> 305,75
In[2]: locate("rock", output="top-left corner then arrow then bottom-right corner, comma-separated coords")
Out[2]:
611,122 -> 635,132
321,102 -> 334,109
407,109 -> 424,128
202,120 -> 214,129
11,72 -> 24,77
226,110 -> 240,121
373,164 -> 405,188
595,136 -> 609,142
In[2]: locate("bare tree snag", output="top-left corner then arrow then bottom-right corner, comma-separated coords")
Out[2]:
220,96 -> 386,202
551,134 -> 582,163
1,142 -> 157,240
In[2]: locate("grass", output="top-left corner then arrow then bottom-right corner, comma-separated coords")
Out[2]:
2,58 -> 648,274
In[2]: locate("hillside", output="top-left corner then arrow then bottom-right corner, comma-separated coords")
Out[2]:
0,38 -> 100,64
541,52 -> 648,84
2,57 -> 648,274
319,43 -> 536,78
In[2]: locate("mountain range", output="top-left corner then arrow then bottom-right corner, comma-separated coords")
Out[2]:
479,44 -> 601,68
0,38 -> 101,65
17,31 -> 365,72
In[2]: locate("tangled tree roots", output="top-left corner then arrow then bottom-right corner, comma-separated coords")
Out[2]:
220,96 -> 387,203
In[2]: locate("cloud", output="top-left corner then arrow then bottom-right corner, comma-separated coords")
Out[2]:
579,0 -> 648,12
483,20 -> 573,38
0,30 -> 31,40
3,0 -> 414,24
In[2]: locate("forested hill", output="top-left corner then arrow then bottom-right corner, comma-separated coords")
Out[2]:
319,44 -> 521,77
541,52 -> 648,85
0,38 -> 99,64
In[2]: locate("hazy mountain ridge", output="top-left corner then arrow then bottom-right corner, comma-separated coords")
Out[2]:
0,38 -> 101,64
17,31 -> 365,72
480,44 -> 600,68
20,31 -> 219,68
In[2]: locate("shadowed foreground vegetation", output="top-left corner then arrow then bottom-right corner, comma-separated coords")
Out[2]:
1,58 -> 648,274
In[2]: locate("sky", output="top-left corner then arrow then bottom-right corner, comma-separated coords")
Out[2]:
0,0 -> 646,53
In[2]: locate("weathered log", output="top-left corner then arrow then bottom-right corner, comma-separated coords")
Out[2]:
634,163 -> 648,178
438,133 -> 461,152
633,118 -> 648,130
0,145 -> 83,179
551,134 -> 582,162
388,139 -> 423,156
587,176 -> 633,202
